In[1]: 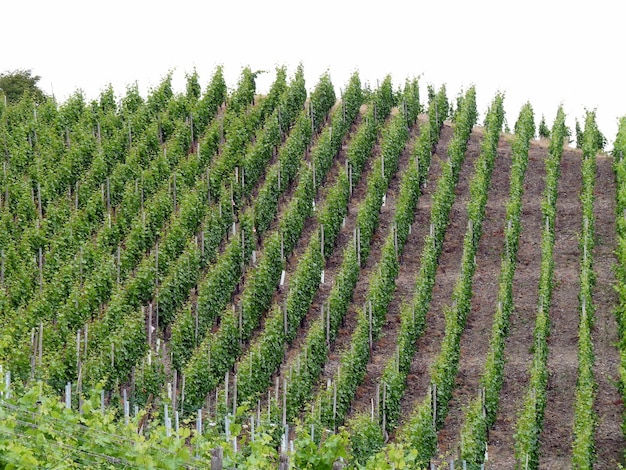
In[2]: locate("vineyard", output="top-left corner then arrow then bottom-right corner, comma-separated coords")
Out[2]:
0,66 -> 625,469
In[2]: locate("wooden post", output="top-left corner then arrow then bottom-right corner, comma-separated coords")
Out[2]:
349,163 -> 353,195
194,294 -> 199,347
279,453 -> 289,470
357,225 -> 361,265
173,369 -> 178,412
320,224 -> 324,259
333,380 -> 337,431
275,376 -> 279,403
368,301 -> 373,350
232,373 -> 237,415
333,459 -> 344,470
390,222 -> 396,255
30,328 -> 36,379
123,389 -> 129,426
432,382 -> 437,426
164,403 -> 171,437
65,382 -> 71,409
76,329 -> 81,372
37,182 -> 42,221
282,378 -> 287,426
38,247 -> 43,290
224,370 -> 229,411
211,447 -> 223,470
148,303 -> 153,347
382,382 -> 387,434
38,321 -> 43,366
105,177 -> 111,213
180,374 -> 185,413
283,303 -> 288,337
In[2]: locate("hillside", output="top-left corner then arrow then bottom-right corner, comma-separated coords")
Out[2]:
0,68 -> 624,468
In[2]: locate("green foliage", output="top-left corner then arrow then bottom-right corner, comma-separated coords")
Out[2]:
347,87 -> 448,458
459,103 -> 534,466
576,118 -> 584,149
514,106 -> 567,469
428,92 -> 504,429
1,67 -> 617,468
613,116 -> 626,462
571,110 -> 600,469
182,71 -> 350,411
348,414 -> 384,465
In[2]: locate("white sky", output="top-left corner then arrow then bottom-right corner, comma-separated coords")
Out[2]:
2,0 -> 624,147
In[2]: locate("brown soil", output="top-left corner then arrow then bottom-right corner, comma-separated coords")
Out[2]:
485,146 -> 626,469
590,154 -> 624,468
345,117 -> 429,420
244,112 -> 364,348
312,116 -> 418,391
396,127 -> 483,430
435,134 -> 513,458
537,148 -> 582,468
486,139 -> 548,467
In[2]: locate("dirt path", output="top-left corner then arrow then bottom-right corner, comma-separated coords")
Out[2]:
395,128 -> 483,432
486,139 -> 548,468
591,154 -> 625,468
538,147 -> 582,469
436,135 -> 513,457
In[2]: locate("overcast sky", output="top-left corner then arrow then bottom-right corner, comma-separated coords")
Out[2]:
3,0 -> 623,147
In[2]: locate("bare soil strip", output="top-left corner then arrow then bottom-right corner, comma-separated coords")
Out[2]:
346,117 -> 437,419
311,118 -> 419,390
436,135 -> 513,457
591,154 -> 625,468
395,128 -> 483,431
538,148 -> 582,469
276,113 -> 380,376
486,139 -> 548,468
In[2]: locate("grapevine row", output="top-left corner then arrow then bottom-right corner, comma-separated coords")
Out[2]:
347,86 -> 449,464
232,79 -> 418,416
613,116 -> 626,454
181,77 -> 394,412
458,103 -> 535,466
513,107 -> 567,468
572,111 -> 602,468
78,69 -> 311,389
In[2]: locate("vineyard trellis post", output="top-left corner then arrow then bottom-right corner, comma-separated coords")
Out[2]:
211,447 -> 223,470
